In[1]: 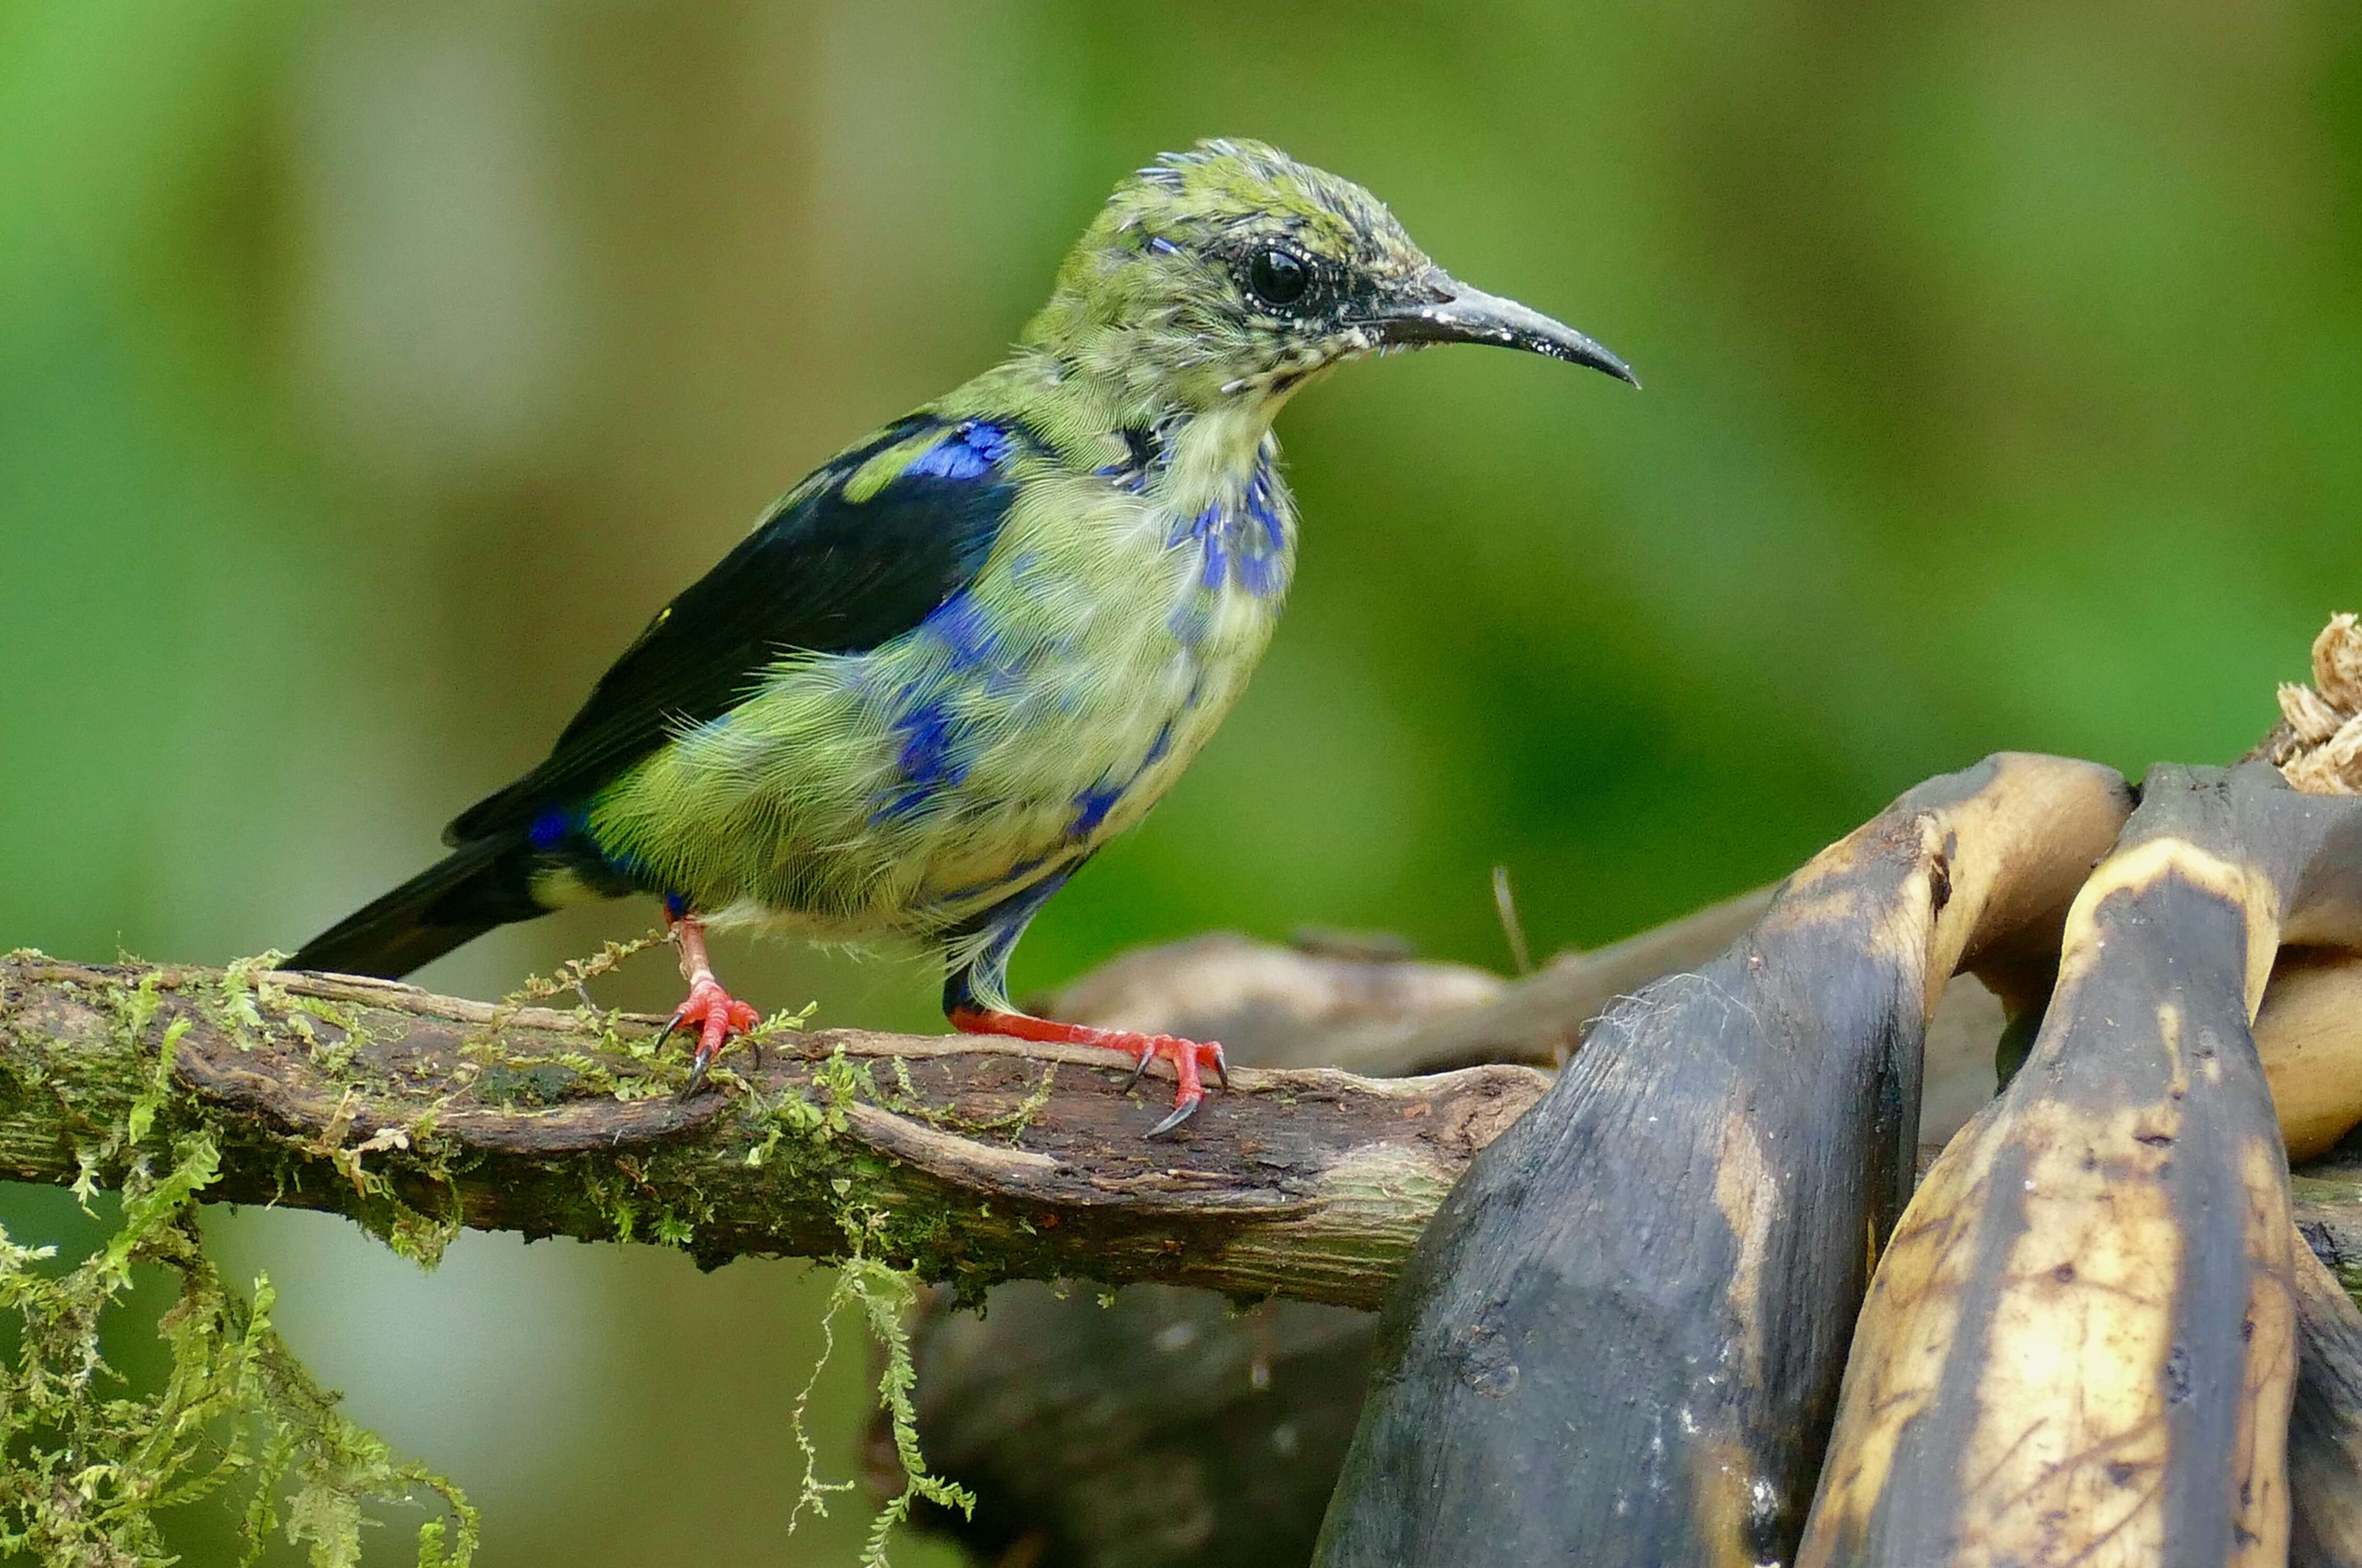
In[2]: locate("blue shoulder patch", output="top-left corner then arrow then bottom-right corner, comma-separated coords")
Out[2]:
906,419 -> 1018,482
445,411 -> 1038,845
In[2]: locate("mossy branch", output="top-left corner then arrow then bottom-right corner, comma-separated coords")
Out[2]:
0,953 -> 1543,1311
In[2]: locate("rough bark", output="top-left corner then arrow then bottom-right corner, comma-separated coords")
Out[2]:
0,953 -> 1543,1306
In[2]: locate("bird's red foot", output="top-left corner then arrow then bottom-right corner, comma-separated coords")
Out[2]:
949,1006 -> 1228,1139
662,977 -> 761,1095
661,912 -> 762,1097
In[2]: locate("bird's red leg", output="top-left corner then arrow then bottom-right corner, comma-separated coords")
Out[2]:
661,912 -> 760,1096
948,1006 -> 1228,1139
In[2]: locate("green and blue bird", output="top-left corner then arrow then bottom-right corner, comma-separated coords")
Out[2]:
291,139 -> 1635,1135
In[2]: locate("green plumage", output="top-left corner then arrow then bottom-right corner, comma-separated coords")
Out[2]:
292,139 -> 1634,1020
583,416 -> 1289,961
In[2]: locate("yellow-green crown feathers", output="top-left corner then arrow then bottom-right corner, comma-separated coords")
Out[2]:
1018,139 -> 1444,413
1013,139 -> 1633,420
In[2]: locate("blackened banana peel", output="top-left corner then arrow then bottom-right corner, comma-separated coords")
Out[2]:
1314,754 -> 2137,1568
1799,764 -> 2362,1567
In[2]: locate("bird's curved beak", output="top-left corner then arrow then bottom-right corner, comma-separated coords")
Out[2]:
1370,278 -> 1639,387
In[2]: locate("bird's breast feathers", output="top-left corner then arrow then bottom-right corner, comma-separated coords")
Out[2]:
584,421 -> 1297,940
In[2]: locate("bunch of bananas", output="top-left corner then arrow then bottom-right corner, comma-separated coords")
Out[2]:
1321,745 -> 2362,1564
1799,765 -> 2362,1565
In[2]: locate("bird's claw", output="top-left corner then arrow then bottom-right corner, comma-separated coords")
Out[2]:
945,1007 -> 1226,1139
664,977 -> 761,1099
1146,1093 -> 1202,1140
1120,1034 -> 1226,1141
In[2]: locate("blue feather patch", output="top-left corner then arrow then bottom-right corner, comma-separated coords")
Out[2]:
1167,503 -> 1218,549
923,593 -> 999,669
1246,467 -> 1285,550
875,696 -> 970,821
1230,548 -> 1281,597
921,591 -> 1031,694
1167,598 -> 1210,648
528,801 -> 649,897
528,804 -> 578,851
1167,481 -> 1288,602
1070,779 -> 1125,839
895,703 -> 965,786
906,419 -> 1017,482
1199,534 -> 1229,591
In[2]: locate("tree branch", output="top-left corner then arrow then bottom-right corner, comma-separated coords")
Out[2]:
0,953 -> 1541,1308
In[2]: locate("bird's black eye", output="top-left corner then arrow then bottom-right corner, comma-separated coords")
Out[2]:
1245,247 -> 1311,310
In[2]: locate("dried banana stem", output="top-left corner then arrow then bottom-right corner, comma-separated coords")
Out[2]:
1799,764 -> 2362,1568
1314,754 -> 2134,1568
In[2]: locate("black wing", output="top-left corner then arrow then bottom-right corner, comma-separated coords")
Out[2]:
446,413 -> 1036,843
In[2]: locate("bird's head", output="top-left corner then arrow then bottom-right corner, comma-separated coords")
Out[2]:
1021,139 -> 1636,421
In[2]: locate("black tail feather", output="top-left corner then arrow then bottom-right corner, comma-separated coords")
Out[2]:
289,834 -> 547,980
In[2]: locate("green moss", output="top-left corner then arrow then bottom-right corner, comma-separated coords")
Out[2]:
474,1062 -> 581,1109
0,1139 -> 476,1564
467,931 -> 666,1057
0,956 -> 477,1562
883,1057 -> 1057,1143
7,944 -> 1019,1561
787,1212 -> 973,1568
456,934 -> 817,1103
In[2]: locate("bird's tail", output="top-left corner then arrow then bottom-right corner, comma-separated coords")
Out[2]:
288,833 -> 548,980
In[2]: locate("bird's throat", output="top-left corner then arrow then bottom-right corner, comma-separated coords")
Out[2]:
1155,403 -> 1282,506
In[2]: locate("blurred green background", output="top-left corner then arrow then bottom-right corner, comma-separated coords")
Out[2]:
4,0 -> 2358,1560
